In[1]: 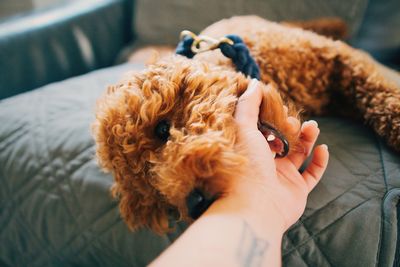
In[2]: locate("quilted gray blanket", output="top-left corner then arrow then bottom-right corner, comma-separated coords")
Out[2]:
0,63 -> 399,267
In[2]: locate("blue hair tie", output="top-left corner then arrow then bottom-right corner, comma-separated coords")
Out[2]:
176,31 -> 260,80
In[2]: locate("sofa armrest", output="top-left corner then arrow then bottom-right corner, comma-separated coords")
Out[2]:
0,0 -> 133,100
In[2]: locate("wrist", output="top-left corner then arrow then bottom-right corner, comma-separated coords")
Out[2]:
204,192 -> 287,239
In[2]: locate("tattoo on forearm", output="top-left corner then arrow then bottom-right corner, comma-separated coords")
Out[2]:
236,221 -> 269,267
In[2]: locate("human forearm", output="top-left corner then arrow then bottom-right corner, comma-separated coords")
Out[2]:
150,196 -> 285,267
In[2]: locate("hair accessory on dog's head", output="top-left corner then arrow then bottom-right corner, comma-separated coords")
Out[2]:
176,30 -> 260,80
179,30 -> 234,54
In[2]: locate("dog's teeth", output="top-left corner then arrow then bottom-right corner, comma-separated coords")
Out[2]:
267,134 -> 276,141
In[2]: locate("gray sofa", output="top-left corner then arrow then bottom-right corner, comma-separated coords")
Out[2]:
0,0 -> 399,266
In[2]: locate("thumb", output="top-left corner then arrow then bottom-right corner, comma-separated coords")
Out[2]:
234,79 -> 263,130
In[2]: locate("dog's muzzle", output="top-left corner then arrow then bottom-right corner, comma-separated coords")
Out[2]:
185,123 -> 289,220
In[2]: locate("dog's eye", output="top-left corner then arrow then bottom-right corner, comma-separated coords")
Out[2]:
154,120 -> 170,142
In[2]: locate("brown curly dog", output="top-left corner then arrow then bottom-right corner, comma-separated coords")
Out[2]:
93,16 -> 400,234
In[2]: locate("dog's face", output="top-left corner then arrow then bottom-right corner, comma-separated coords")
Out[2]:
93,56 -> 298,233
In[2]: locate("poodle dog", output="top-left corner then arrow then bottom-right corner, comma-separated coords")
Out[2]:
93,16 -> 400,234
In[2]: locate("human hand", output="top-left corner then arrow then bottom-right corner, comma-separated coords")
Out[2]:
218,79 -> 330,230
151,79 -> 329,267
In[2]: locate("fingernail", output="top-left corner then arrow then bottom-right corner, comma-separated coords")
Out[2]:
321,144 -> 328,150
248,79 -> 259,91
305,120 -> 318,127
242,79 -> 259,98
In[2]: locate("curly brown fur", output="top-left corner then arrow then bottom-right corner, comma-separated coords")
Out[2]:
93,56 -> 299,233
93,15 -> 400,233
198,15 -> 400,149
282,17 -> 348,40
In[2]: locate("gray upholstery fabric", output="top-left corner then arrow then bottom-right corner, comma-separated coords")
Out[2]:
351,0 -> 400,69
0,0 -> 133,100
133,0 -> 368,46
283,118 -> 400,267
0,63 -> 186,267
353,0 -> 400,51
0,62 -> 399,267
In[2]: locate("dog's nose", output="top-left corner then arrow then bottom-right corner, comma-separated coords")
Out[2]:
186,189 -> 216,219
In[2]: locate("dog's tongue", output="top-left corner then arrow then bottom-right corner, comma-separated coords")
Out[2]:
266,134 -> 285,156
258,122 -> 288,158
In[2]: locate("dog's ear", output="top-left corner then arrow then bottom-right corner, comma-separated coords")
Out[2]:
110,163 -> 172,234
93,84 -> 173,234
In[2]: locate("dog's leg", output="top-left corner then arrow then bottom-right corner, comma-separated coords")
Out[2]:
332,49 -> 400,151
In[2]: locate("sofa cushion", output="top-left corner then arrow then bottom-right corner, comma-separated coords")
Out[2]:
0,0 -> 133,100
351,0 -> 400,69
0,63 -> 186,267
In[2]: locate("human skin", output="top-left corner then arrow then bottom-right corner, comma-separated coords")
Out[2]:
150,79 -> 330,267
